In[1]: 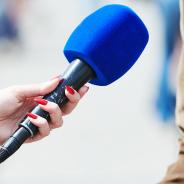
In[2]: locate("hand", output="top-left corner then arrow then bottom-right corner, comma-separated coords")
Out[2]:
0,78 -> 89,144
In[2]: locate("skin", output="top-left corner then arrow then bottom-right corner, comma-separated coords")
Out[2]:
0,77 -> 89,144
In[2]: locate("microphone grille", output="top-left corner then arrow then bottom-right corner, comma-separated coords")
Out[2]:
64,5 -> 149,86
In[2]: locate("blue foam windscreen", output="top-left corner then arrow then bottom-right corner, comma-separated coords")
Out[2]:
64,4 -> 149,86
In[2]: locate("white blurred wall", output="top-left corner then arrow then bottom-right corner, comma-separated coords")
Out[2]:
0,1 -> 179,184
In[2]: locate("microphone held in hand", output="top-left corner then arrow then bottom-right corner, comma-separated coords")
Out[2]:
0,4 -> 149,163
64,4 -> 149,85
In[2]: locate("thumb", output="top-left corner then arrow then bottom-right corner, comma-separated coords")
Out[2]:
14,78 -> 60,100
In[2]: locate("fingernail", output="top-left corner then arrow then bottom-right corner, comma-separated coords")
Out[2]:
51,76 -> 65,85
34,98 -> 48,105
27,113 -> 38,119
66,86 -> 75,95
59,78 -> 64,84
85,86 -> 89,92
50,75 -> 61,80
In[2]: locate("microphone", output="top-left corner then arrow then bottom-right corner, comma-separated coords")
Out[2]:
0,4 -> 149,163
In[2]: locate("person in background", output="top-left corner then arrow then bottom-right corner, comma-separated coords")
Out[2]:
0,0 -> 23,48
160,0 -> 184,183
155,0 -> 180,122
0,77 -> 89,144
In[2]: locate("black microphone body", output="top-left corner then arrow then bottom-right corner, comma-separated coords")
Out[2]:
0,59 -> 95,163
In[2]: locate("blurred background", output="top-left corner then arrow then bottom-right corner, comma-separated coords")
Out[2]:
0,0 -> 181,183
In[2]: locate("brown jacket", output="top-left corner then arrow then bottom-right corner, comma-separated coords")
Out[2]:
160,0 -> 184,183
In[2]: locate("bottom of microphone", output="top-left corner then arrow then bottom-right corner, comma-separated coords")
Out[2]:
0,147 -> 10,163
0,127 -> 31,164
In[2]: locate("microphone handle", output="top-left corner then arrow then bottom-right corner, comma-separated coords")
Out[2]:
0,59 -> 95,163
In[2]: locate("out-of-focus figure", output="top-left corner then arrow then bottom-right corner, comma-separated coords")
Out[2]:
88,0 -> 180,123
155,0 -> 180,122
0,0 -> 24,50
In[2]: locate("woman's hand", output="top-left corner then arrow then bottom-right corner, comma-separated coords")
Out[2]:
0,77 -> 89,144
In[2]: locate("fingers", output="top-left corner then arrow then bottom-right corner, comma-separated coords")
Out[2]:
13,78 -> 60,101
26,99 -> 63,143
78,85 -> 90,98
62,85 -> 89,115
26,113 -> 50,143
34,99 -> 63,129
25,85 -> 89,143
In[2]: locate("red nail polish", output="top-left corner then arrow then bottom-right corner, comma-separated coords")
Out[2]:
34,98 -> 48,105
66,86 -> 75,95
27,113 -> 38,119
59,78 -> 64,84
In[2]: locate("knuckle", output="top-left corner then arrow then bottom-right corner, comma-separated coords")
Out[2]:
53,103 -> 59,110
41,129 -> 50,137
53,120 -> 63,128
45,130 -> 50,137
50,103 -> 60,113
57,120 -> 63,128
69,97 -> 80,104
39,118 -> 48,127
74,94 -> 81,103
55,124 -> 61,128
62,109 -> 71,115
36,83 -> 45,95
67,93 -> 80,103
